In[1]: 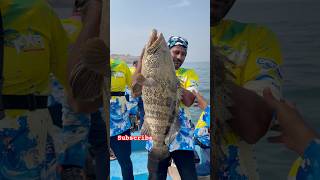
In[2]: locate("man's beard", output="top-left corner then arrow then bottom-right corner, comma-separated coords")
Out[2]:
173,59 -> 182,69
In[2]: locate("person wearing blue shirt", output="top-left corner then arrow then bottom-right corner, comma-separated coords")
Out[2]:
263,88 -> 320,180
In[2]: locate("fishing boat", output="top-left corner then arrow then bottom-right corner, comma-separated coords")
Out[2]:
110,131 -> 210,180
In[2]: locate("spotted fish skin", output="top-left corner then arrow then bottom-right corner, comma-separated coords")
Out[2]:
212,45 -> 235,179
213,46 -> 235,124
135,29 -> 180,160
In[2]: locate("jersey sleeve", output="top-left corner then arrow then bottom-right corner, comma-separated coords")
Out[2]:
195,105 -> 211,129
302,139 -> 320,179
185,69 -> 199,92
242,25 -> 284,99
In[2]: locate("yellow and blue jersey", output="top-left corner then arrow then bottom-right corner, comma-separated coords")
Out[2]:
1,0 -> 69,117
194,105 -> 211,148
109,58 -> 132,136
0,0 -> 69,179
288,139 -> 320,180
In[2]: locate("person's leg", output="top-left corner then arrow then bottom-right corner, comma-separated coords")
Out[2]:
171,150 -> 198,180
88,111 -> 108,180
147,153 -> 171,180
110,129 -> 134,180
196,147 -> 211,176
59,101 -> 91,180
137,97 -> 144,129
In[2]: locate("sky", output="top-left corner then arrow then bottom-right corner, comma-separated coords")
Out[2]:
110,0 -> 210,62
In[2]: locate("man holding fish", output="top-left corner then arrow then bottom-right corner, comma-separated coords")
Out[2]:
132,32 -> 199,180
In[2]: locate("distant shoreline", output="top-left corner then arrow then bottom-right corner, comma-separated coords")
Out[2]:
111,54 -> 209,64
111,54 -> 139,64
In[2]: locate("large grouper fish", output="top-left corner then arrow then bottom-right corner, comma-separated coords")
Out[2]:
132,29 -> 181,160
212,45 -> 235,179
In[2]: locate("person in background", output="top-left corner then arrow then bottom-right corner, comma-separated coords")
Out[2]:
125,60 -> 139,132
192,91 -> 210,177
125,59 -> 145,131
0,0 -> 104,179
109,58 -> 134,180
263,88 -> 320,180
129,60 -> 138,74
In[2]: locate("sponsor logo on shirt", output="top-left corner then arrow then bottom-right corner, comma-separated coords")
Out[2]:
112,71 -> 125,78
256,58 -> 278,69
4,29 -> 45,54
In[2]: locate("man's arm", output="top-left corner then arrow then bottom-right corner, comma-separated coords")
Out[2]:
228,84 -> 273,144
66,0 -> 103,113
132,48 -> 144,81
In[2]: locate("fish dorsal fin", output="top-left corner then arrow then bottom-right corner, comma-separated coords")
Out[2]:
147,29 -> 158,48
147,30 -> 164,54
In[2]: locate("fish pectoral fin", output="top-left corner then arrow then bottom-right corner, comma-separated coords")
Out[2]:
141,121 -> 151,136
164,127 -> 179,146
164,117 -> 180,146
143,77 -> 157,87
136,74 -> 156,87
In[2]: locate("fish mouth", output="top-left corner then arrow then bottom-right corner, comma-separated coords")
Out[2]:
146,29 -> 164,53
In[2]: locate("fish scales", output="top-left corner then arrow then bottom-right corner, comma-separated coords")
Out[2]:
212,45 -> 236,179
134,29 -> 180,160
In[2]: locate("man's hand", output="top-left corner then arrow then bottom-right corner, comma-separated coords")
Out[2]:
228,84 -> 273,144
180,88 -> 196,107
263,88 -> 319,156
192,91 -> 208,110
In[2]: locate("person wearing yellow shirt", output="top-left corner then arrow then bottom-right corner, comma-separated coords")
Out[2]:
0,1 -> 69,179
129,60 -> 138,75
126,60 -> 138,123
0,0 -> 105,179
211,0 -> 284,179
108,58 -> 134,180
